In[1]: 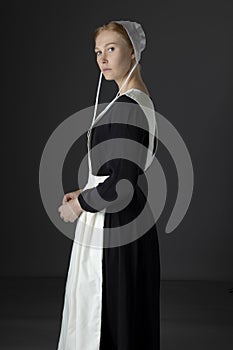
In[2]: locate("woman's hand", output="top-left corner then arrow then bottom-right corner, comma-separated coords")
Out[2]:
58,189 -> 84,223
62,189 -> 83,205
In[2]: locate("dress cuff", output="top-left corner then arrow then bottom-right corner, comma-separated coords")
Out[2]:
77,192 -> 97,213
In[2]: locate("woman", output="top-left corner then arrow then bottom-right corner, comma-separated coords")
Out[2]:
57,20 -> 160,350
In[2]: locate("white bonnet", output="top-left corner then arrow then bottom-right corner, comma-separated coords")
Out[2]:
114,20 -> 146,62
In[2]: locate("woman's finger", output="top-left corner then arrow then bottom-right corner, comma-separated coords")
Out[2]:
62,194 -> 71,205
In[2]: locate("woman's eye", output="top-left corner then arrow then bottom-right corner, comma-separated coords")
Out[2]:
95,47 -> 114,56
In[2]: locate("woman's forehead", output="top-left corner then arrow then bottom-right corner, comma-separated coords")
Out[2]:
95,30 -> 125,49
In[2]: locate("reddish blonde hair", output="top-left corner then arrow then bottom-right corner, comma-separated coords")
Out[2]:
94,21 -> 134,51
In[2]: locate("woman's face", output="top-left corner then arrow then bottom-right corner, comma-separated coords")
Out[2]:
95,30 -> 135,85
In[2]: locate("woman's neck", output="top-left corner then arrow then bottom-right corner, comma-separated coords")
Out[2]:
117,68 -> 149,96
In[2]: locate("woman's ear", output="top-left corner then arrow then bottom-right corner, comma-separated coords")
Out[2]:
131,50 -> 135,60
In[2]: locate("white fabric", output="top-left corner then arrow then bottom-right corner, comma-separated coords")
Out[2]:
57,89 -> 157,350
114,20 -> 146,62
57,174 -> 108,350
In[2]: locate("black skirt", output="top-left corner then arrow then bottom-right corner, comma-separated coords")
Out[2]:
99,221 -> 160,350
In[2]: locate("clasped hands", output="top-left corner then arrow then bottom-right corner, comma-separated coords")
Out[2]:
58,189 -> 84,223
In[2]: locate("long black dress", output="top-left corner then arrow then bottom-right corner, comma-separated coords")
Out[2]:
77,93 -> 161,349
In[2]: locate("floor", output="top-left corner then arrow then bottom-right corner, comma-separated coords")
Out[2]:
0,277 -> 232,349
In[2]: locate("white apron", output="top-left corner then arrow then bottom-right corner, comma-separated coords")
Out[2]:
57,89 -> 158,350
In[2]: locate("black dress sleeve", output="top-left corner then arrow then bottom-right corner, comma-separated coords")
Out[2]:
77,96 -> 149,213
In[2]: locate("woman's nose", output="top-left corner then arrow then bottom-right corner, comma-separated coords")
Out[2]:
100,51 -> 108,62
101,57 -> 108,64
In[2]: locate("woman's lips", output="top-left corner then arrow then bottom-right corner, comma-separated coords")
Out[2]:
103,68 -> 112,72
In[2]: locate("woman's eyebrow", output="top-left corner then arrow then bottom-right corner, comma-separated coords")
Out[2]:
95,42 -> 117,50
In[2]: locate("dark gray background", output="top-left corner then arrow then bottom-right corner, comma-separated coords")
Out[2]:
2,0 -> 233,281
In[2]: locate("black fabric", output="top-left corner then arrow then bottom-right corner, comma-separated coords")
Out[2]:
78,95 -> 151,214
100,225 -> 160,350
79,94 -> 160,349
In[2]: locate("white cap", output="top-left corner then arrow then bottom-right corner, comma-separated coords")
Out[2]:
114,20 -> 146,62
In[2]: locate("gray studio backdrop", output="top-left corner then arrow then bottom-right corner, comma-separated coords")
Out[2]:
3,1 -> 233,281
